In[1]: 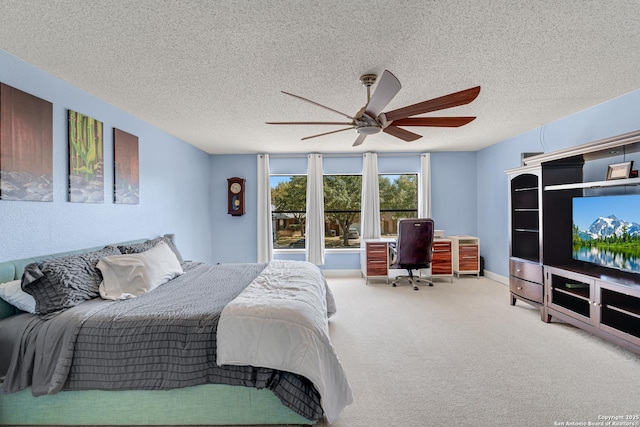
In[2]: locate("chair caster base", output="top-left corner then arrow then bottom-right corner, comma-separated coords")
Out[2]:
413,286 -> 419,291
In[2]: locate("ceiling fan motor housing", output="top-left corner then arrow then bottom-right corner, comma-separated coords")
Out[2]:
359,74 -> 377,87
355,114 -> 382,134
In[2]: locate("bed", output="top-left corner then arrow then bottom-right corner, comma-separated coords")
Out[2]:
0,236 -> 352,426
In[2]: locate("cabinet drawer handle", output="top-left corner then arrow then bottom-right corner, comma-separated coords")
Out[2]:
517,286 -> 522,290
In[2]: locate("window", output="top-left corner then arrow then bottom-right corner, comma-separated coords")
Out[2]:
270,175 -> 307,249
324,174 -> 362,249
271,172 -> 417,249
379,174 -> 418,237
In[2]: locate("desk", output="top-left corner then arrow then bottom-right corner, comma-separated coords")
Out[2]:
361,238 -> 453,283
449,235 -> 480,278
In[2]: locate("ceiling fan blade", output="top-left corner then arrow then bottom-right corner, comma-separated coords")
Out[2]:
266,121 -> 354,126
390,116 -> 476,127
281,91 -> 354,120
301,127 -> 355,141
364,70 -> 401,119
384,86 -> 481,122
383,125 -> 423,142
352,134 -> 367,147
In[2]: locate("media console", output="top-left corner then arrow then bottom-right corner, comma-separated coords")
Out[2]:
506,130 -> 640,355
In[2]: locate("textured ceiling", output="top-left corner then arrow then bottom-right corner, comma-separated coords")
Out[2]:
1,0 -> 639,155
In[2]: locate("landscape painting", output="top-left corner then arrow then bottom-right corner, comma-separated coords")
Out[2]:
68,110 -> 104,203
113,128 -> 139,204
572,194 -> 640,273
0,83 -> 53,201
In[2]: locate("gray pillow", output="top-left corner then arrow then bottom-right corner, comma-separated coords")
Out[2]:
21,246 -> 121,316
118,236 -> 184,263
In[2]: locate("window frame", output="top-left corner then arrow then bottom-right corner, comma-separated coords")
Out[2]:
379,173 -> 419,238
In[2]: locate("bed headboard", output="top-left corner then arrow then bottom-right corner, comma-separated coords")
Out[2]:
0,238 -> 147,319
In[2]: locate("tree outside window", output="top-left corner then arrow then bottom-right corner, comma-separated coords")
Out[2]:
271,175 -> 307,249
379,174 -> 418,236
270,173 -> 417,249
324,175 -> 362,248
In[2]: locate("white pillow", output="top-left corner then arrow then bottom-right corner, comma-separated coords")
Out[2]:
0,279 -> 37,313
97,241 -> 183,301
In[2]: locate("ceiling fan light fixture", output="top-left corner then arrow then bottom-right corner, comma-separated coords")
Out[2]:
356,125 -> 381,135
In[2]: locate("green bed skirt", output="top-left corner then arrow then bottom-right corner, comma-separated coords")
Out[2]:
0,384 -> 314,425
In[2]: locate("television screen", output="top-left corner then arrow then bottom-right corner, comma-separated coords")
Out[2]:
572,194 -> 640,274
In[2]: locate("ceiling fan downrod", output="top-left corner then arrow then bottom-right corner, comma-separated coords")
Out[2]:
359,74 -> 377,103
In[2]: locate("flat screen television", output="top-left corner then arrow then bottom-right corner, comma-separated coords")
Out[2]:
572,194 -> 640,274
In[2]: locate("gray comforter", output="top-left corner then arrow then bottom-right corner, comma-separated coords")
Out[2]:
1,262 -> 322,421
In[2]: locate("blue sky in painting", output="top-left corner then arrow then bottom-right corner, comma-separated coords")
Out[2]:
573,194 -> 640,230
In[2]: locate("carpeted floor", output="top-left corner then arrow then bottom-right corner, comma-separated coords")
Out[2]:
317,275 -> 640,427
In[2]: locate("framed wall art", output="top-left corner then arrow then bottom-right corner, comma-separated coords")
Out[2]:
68,110 -> 104,203
606,161 -> 633,180
113,128 -> 139,204
0,83 -> 53,201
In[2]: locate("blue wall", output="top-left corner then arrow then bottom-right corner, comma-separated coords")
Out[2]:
210,152 -> 479,269
4,46 -> 639,277
0,49 -> 213,263
476,89 -> 640,278
209,154 -> 258,263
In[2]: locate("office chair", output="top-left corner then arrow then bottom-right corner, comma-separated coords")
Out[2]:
389,218 -> 435,290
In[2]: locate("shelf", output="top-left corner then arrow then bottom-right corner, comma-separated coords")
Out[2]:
551,290 -> 591,317
544,177 -> 640,191
514,228 -> 539,233
601,288 -> 640,317
554,287 -> 590,301
514,186 -> 539,192
601,308 -> 640,340
605,305 -> 640,320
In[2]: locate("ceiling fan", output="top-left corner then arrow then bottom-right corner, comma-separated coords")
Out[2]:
266,70 -> 480,147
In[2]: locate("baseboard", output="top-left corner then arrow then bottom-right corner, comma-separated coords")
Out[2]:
321,268 -> 509,284
483,270 -> 508,285
321,269 -> 362,277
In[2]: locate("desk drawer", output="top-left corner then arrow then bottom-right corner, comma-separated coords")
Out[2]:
433,241 -> 451,252
509,258 -> 542,283
365,242 -> 388,277
458,245 -> 478,270
367,262 -> 388,276
432,241 -> 452,275
510,276 -> 543,303
366,243 -> 388,260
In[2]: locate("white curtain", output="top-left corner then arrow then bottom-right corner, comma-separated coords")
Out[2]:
305,153 -> 325,265
257,154 -> 273,263
418,153 -> 432,218
360,152 -> 380,239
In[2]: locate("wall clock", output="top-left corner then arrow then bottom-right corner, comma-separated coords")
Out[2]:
227,177 -> 245,216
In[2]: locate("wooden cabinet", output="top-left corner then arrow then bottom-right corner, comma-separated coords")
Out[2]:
545,266 -> 640,354
431,239 -> 453,282
507,168 -> 546,317
598,282 -> 640,348
449,236 -> 479,278
509,258 -> 544,317
506,129 -> 640,355
509,169 -> 542,262
361,239 -> 391,283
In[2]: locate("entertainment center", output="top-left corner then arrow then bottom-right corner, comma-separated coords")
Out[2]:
506,130 -> 640,355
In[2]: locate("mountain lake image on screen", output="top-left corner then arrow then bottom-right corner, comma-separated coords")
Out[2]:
572,194 -> 640,274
